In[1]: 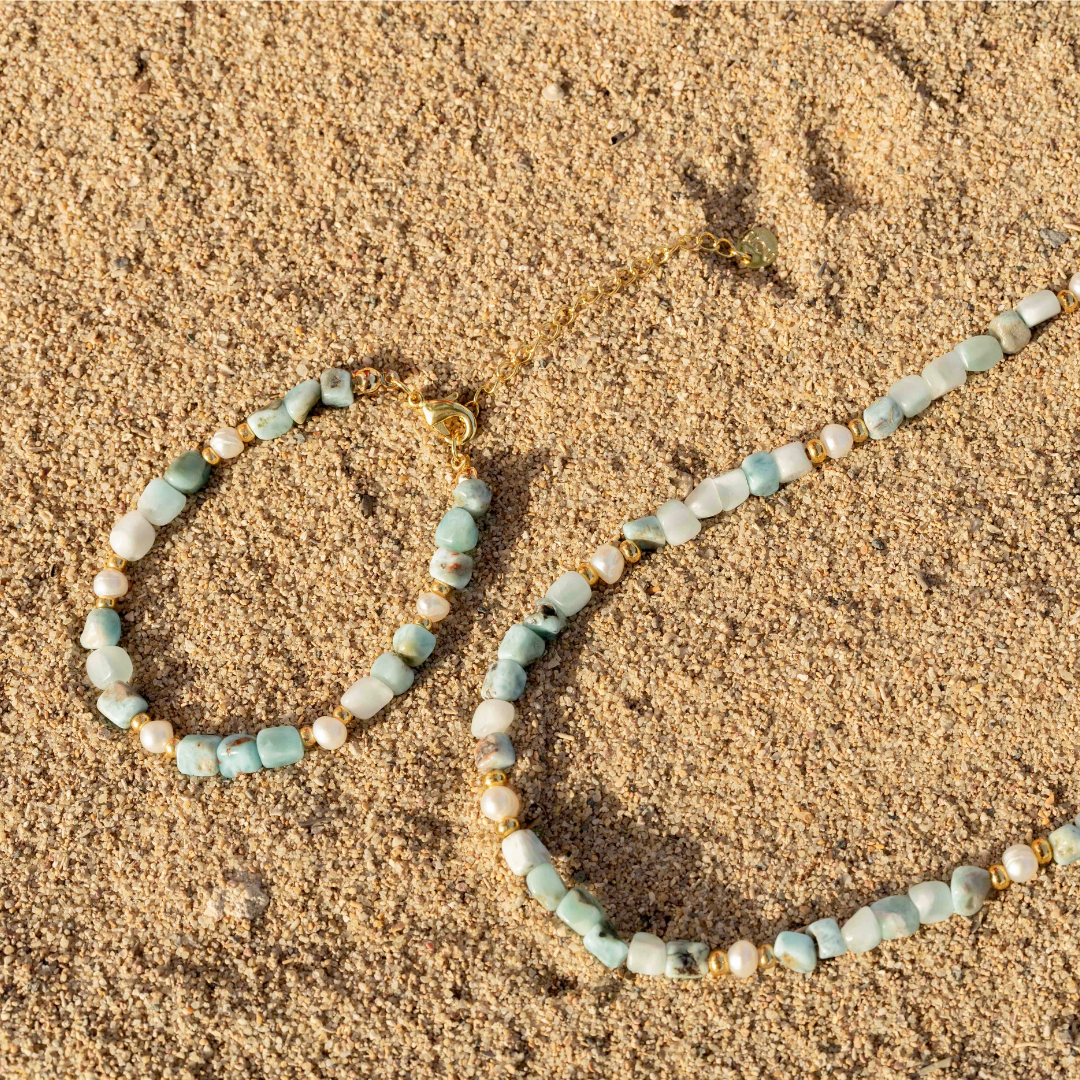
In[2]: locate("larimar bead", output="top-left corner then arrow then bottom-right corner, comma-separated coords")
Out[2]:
870,895 -> 920,940
284,379 -> 322,423
341,676 -> 394,719
556,887 -> 605,935
176,734 -> 222,777
164,451 -> 212,495
887,374 -> 933,418
320,368 -> 354,408
502,829 -> 550,876
908,880 -> 953,924
656,499 -> 700,545
987,310 -> 1031,354
1049,823 -> 1080,865
81,607 -> 121,650
774,931 -> 817,974
256,725 -> 304,769
87,646 -> 133,689
137,477 -> 187,526
955,334 -> 1003,372
951,865 -> 991,916
393,623 -> 436,667
481,659 -> 527,701
545,571 -> 591,618
665,941 -> 709,979
498,624 -> 546,666
522,599 -> 565,640
626,932 -> 667,976
1016,289 -> 1061,328
370,651 -> 415,695
452,478 -> 492,519
96,682 -> 148,729
430,547 -> 474,589
583,920 -> 628,969
474,731 -> 515,772
715,468 -> 750,509
471,699 -> 515,738
806,917 -> 847,959
109,511 -> 156,562
863,396 -> 903,440
741,451 -> 780,497
841,906 -> 881,953
922,351 -> 966,400
216,733 -> 263,778
247,399 -> 295,440
434,507 -> 479,553
622,515 -> 667,551
772,442 -> 812,484
526,863 -> 567,912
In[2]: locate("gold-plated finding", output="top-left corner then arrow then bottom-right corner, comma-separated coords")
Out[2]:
577,563 -> 600,587
482,770 -> 507,789
431,579 -> 454,599
848,418 -> 869,444
299,725 -> 317,749
422,400 -> 478,447
333,705 -> 354,726
130,713 -> 150,734
805,438 -> 827,465
456,466 -> 479,481
95,597 -> 116,609
496,818 -> 520,838
164,736 -> 181,758
352,367 -> 383,395
416,617 -> 434,632
758,944 -> 777,971
989,864 -> 1010,891
237,422 -> 256,443
105,553 -> 127,571
1057,289 -> 1078,314
1032,837 -> 1053,865
201,446 -> 221,465
708,949 -> 729,976
619,539 -> 642,564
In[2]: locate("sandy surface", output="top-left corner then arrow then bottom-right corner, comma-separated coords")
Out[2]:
2,2 -> 1080,1077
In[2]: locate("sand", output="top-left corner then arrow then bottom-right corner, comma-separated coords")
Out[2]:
2,2 -> 1080,1077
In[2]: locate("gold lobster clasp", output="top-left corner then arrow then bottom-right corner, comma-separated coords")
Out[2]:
421,399 -> 477,447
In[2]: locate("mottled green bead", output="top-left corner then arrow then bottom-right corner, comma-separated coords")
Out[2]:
80,607 -> 121,650
320,368 -> 354,408
622,515 -> 667,551
583,920 -> 628,969
741,450 -> 780,496
96,682 -> 147,729
164,451 -> 212,495
481,659 -> 527,701
392,623 -> 436,668
216,733 -> 263,779
556,887 -> 606,936
522,599 -> 565,641
871,894 -> 920,940
1049,823 -> 1080,865
247,399 -> 295,440
430,547 -> 474,589
176,734 -> 222,777
863,396 -> 903,440
137,477 -> 187,525
526,863 -> 568,912
806,917 -> 847,959
256,725 -> 304,769
498,624 -> 546,667
951,865 -> 991,916
452,478 -> 492,519
434,507 -> 479,553
955,334 -> 1003,373
665,941 -> 709,979
774,931 -> 817,973
284,379 -> 322,423
370,651 -> 415,695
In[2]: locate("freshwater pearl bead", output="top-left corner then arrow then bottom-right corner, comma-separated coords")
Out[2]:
908,880 -> 953,924
1069,272 -> 1080,299
820,424 -> 854,459
216,733 -> 263,777
475,732 -> 515,772
772,442 -> 812,484
863,396 -> 903,440
583,921 -> 628,969
96,682 -> 148,729
887,374 -> 933,418
627,932 -> 667,976
545,571 -> 592,617
498,624 -> 546,666
726,939 -> 759,979
556,887 -> 606,935
209,428 -> 244,459
922,351 -> 966,399
588,544 -> 625,584
247,399 -> 295,440
684,478 -> 721,519
137,478 -> 187,526
452,478 -> 492,518
341,675 -> 394,719
1048,823 -> 1080,865
774,931 -> 817,974
176,734 -> 222,777
430,547 -> 474,589
370,651 -> 415,695
87,645 -> 133,689
93,569 -> 129,599
284,379 -> 322,423
956,334 -> 1003,372
479,784 -> 521,821
434,507 -> 479,553
1016,289 -> 1061,327
81,607 -> 121,649
622,514 -> 667,551
109,510 -> 157,562
714,467 -> 751,509
501,829 -> 551,876
741,451 -> 780,497
987,310 -> 1031,354
164,450 -> 212,494
256,726 -> 304,769
656,498 -> 701,545
416,591 -> 450,622
806,917 -> 847,959
841,906 -> 882,953
951,865 -> 991,916
1002,843 -> 1039,884
870,895 -> 920,940
320,368 -> 354,408
313,715 -> 348,750
139,719 -> 173,754
526,863 -> 568,912
471,699 -> 515,738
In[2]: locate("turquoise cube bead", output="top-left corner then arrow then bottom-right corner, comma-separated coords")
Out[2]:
774,931 -> 817,974
522,599 -> 566,641
863,396 -> 903,440
216,733 -> 264,779
320,368 -> 354,408
481,659 -> 527,701
284,379 -> 322,423
430,547 -> 474,589
247,399 -> 295,440
665,941 -> 709,979
370,651 -> 415,695
96,682 -> 147,729
806,917 -> 847,959
176,734 -> 222,777
137,477 -> 187,526
583,920 -> 628,969
623,515 -> 667,551
434,507 -> 479,553
556,887 -> 606,936
526,863 -> 568,912
741,451 -> 780,496
1049,823 -> 1080,865
80,607 -> 121,650
871,894 -> 920,940
951,865 -> 991,916
164,451 -> 212,495
256,725 -> 304,769
452,478 -> 492,519
955,334 -> 1003,372
392,623 -> 437,668
498,624 -> 546,667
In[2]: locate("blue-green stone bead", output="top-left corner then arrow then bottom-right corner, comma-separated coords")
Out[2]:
774,931 -> 817,974
164,450 -> 212,495
951,865 -> 991,916
806,917 -> 847,959
870,894 -> 920,940
96,682 -> 147,729
475,732 -> 515,772
986,311 -> 1030,355
284,379 -> 322,423
430,547 -> 474,589
526,863 -> 568,912
247,399 -> 295,440
434,507 -> 479,553
392,623 -> 437,668
176,734 -> 222,777
481,659 -> 527,701
665,941 -> 709,979
741,450 -> 780,497
583,920 -> 628,969
216,733 -> 263,779
320,368 -> 354,408
955,334 -> 1003,372
256,725 -> 304,769
80,607 -> 121,650
556,887 -> 606,936
452,478 -> 492,519
622,515 -> 667,551
908,880 -> 954,924
498,624 -> 546,667
862,396 -> 903,440
522,599 -> 565,641
137,477 -> 187,526
370,651 -> 415,695
1049,823 -> 1080,865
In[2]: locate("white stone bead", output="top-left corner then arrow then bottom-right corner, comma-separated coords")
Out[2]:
588,544 -> 625,584
416,591 -> 451,622
313,715 -> 348,750
1002,843 -> 1039,884
210,427 -> 245,459
471,698 -> 515,738
714,468 -> 750,510
140,719 -> 173,754
726,939 -> 758,979
341,676 -> 393,720
684,478 -> 721,519
820,423 -> 854,459
479,785 -> 521,821
109,510 -> 157,562
841,905 -> 882,953
501,829 -> 551,876
545,571 -> 592,617
86,645 -> 133,689
887,374 -> 933,418
1016,289 -> 1061,328
92,569 -> 129,598
655,499 -> 701,545
1070,272 -> 1080,299
921,351 -> 966,400
626,932 -> 667,976
772,442 -> 812,484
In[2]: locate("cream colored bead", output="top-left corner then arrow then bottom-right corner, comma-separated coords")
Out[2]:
93,569 -> 129,598
417,592 -> 451,622
210,428 -> 245,460
727,939 -> 759,979
313,715 -> 348,750
588,544 -> 625,585
479,785 -> 521,821
140,719 -> 174,754
1002,843 -> 1039,883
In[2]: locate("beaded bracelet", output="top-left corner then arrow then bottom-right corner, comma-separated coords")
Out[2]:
470,271 -> 1080,980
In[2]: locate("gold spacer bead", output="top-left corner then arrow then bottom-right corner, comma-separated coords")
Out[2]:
707,948 -> 729,976
299,725 -> 317,749
618,539 -> 642,564
236,421 -> 256,443
105,553 -> 127,571
847,418 -> 869,444
95,596 -> 116,609
496,817 -> 520,838
577,562 -> 600,587
416,617 -> 434,632
430,579 -> 454,598
1032,837 -> 1053,865
1057,289 -> 1078,314
482,770 -> 507,789
201,446 -> 221,466
758,944 -> 777,971
805,438 -> 827,465
989,864 -> 1010,891
130,712 -> 150,734
333,705 -> 354,726
457,466 -> 478,481
164,736 -> 181,758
